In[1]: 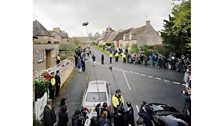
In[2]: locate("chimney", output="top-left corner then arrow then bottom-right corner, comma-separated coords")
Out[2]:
53,27 -> 61,33
146,20 -> 150,26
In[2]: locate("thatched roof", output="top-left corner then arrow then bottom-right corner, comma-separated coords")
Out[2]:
33,20 -> 50,36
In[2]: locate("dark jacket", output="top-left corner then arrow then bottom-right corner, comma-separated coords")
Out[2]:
58,106 -> 69,126
97,117 -> 111,126
113,113 -> 126,126
43,105 -> 56,126
138,111 -> 153,126
71,115 -> 79,126
55,74 -> 61,85
126,107 -> 135,126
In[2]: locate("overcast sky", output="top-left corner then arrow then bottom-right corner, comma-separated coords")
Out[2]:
33,0 -> 178,37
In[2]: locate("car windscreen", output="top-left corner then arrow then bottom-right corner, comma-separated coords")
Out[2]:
86,92 -> 107,102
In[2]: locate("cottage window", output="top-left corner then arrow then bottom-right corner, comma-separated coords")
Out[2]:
38,51 -> 44,62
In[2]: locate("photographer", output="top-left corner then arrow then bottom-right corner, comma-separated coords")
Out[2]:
138,101 -> 153,126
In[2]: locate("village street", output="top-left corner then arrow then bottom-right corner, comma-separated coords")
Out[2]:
52,46 -> 186,125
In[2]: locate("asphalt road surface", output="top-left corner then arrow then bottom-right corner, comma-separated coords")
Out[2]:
53,46 -> 186,125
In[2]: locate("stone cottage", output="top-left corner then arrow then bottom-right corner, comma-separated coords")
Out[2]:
33,20 -> 59,76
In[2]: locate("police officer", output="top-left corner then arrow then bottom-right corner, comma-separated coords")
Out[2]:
112,89 -> 124,113
115,53 -> 119,62
49,75 -> 56,99
57,54 -> 61,64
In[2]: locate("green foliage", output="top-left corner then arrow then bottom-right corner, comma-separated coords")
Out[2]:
34,80 -> 49,101
105,42 -> 112,46
160,0 -> 191,53
59,43 -> 77,58
130,44 -> 139,53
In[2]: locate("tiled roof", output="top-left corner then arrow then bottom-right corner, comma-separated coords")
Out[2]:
33,20 -> 50,36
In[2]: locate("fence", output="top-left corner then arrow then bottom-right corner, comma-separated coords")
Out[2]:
34,59 -> 74,121
34,92 -> 48,120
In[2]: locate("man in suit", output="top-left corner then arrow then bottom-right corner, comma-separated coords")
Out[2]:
55,70 -> 61,97
43,99 -> 56,126
126,101 -> 135,126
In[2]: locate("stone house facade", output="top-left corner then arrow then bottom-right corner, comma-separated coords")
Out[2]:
112,21 -> 162,50
33,20 -> 59,76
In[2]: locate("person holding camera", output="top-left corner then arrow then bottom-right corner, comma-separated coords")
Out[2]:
138,101 -> 153,126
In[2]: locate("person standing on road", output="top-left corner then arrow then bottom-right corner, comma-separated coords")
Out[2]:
55,70 -> 61,97
138,103 -> 153,126
126,101 -> 135,126
97,111 -> 111,126
109,53 -> 113,64
43,99 -> 56,126
115,52 -> 119,62
57,54 -> 61,64
92,53 -> 96,62
58,105 -> 69,126
49,75 -> 56,99
72,110 -> 80,126
113,108 -> 126,126
77,57 -> 82,73
112,89 -> 124,113
81,58 -> 86,72
101,54 -> 104,65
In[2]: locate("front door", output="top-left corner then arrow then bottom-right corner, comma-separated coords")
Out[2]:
46,50 -> 52,69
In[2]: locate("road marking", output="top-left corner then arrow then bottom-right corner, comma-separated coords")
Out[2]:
155,77 -> 162,80
129,71 -> 134,73
172,81 -> 180,85
141,74 -> 146,77
136,105 -> 139,112
147,75 -> 153,78
120,68 -> 123,71
122,71 -> 132,90
135,72 -> 139,75
163,79 -> 170,83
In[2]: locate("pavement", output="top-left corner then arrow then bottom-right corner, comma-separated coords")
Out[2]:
52,46 -> 186,126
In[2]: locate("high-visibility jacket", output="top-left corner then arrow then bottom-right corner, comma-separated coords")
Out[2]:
115,53 -> 119,57
112,95 -> 124,108
57,56 -> 61,60
109,54 -> 113,58
51,78 -> 56,86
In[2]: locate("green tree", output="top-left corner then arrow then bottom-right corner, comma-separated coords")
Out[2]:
130,44 -> 139,53
160,0 -> 191,53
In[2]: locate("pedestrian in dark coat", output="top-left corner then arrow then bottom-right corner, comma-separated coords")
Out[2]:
138,104 -> 153,126
113,109 -> 126,126
43,99 -> 56,126
58,105 -> 69,126
126,102 -> 135,126
72,110 -> 80,126
81,59 -> 85,72
55,70 -> 61,97
101,54 -> 104,64
92,54 -> 96,62
60,97 -> 68,107
77,57 -> 82,72
97,111 -> 111,126
74,53 -> 78,68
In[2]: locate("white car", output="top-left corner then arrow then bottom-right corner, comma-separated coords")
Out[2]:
82,80 -> 112,118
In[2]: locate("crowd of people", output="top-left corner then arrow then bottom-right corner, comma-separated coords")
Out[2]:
43,89 -> 156,126
108,47 -> 191,73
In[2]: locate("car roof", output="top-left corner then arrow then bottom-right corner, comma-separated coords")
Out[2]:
87,80 -> 108,92
155,112 -> 190,126
148,103 -> 179,113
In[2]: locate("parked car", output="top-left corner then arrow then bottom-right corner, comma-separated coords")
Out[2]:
82,80 -> 112,118
140,102 -> 190,126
